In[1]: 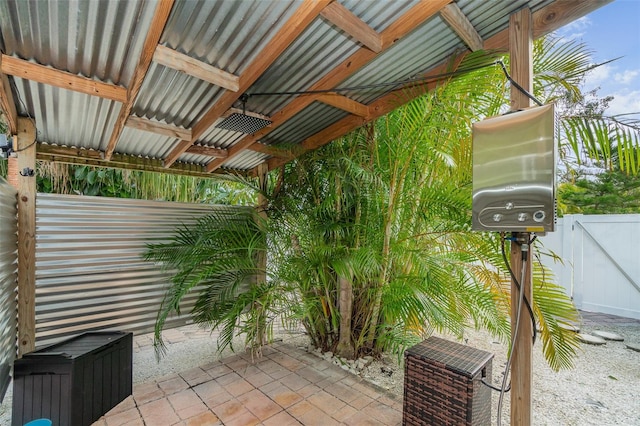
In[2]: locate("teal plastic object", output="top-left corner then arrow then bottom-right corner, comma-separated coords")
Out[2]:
24,419 -> 52,426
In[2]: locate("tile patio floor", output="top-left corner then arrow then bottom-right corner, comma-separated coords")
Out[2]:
92,340 -> 402,426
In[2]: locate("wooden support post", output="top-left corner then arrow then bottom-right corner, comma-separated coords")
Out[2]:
12,117 -> 37,356
509,8 -> 534,426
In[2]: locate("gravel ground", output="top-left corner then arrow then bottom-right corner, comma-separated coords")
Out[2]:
1,313 -> 638,425
361,322 -> 640,425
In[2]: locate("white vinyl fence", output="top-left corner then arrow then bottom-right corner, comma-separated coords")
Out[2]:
540,214 -> 640,320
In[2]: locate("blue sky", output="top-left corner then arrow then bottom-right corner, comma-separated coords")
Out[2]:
555,0 -> 640,117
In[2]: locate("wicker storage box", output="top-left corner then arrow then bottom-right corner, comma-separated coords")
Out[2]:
12,331 -> 132,426
403,337 -> 493,426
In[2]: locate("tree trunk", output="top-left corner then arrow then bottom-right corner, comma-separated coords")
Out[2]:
336,273 -> 355,359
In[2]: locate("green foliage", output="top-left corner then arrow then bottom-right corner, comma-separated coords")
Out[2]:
559,169 -> 640,214
35,162 -> 257,204
145,36 -> 595,370
144,208 -> 269,355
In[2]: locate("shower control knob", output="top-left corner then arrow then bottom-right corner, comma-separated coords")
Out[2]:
517,212 -> 528,222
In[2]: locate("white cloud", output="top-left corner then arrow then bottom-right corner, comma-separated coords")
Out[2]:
606,90 -> 640,116
582,63 -> 613,90
614,69 -> 639,85
555,16 -> 591,40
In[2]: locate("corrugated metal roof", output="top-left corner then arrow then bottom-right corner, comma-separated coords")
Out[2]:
162,0 -> 302,75
119,126 -> 176,159
133,62 -> 224,129
261,102 -> 349,147
338,14 -> 457,105
221,150 -> 270,171
13,78 -> 122,152
0,0 -> 609,175
248,18 -> 357,117
0,0 -> 154,86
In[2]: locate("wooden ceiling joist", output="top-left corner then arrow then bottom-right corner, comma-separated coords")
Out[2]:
263,0 -> 611,173
126,116 -> 192,141
320,1 -> 382,53
186,144 -> 228,158
162,0 -> 332,169
317,94 -> 370,117
205,0 -> 451,173
484,0 -> 611,50
153,45 -> 240,92
104,0 -> 175,161
248,143 -> 298,160
440,3 -> 484,51
0,55 -> 127,103
36,143 -> 241,179
0,56 -> 18,134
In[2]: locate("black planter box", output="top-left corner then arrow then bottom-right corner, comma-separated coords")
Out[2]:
404,337 -> 493,426
12,331 -> 133,426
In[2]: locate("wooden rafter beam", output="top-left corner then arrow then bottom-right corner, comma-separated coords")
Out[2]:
186,144 -> 228,158
320,1 -> 382,53
104,0 -> 175,161
36,143 -> 244,178
126,115 -> 192,141
162,0 -> 332,169
484,0 -> 613,50
440,3 -> 484,51
248,143 -> 298,160
264,54 -> 466,172
317,94 -> 370,117
153,45 -> 240,92
260,0 -> 611,173
0,55 -> 18,134
0,55 -> 127,103
205,0 -> 451,173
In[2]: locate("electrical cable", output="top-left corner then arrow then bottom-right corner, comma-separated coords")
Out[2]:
496,61 -> 543,107
246,60 -> 542,115
497,242 -> 528,426
481,377 -> 510,393
8,77 -> 39,152
247,62 -> 499,98
500,234 -> 537,344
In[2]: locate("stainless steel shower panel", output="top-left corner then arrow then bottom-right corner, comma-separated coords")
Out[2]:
472,104 -> 556,232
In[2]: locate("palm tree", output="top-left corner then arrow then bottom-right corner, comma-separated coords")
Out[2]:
146,35 -> 614,370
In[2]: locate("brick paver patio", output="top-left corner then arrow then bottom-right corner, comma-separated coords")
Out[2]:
91,341 -> 402,426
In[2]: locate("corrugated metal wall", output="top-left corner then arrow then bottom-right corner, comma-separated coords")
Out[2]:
35,193 -> 245,348
0,178 -> 17,402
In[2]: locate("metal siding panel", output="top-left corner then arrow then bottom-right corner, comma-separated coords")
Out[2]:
34,193 -> 250,347
0,179 -> 17,403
